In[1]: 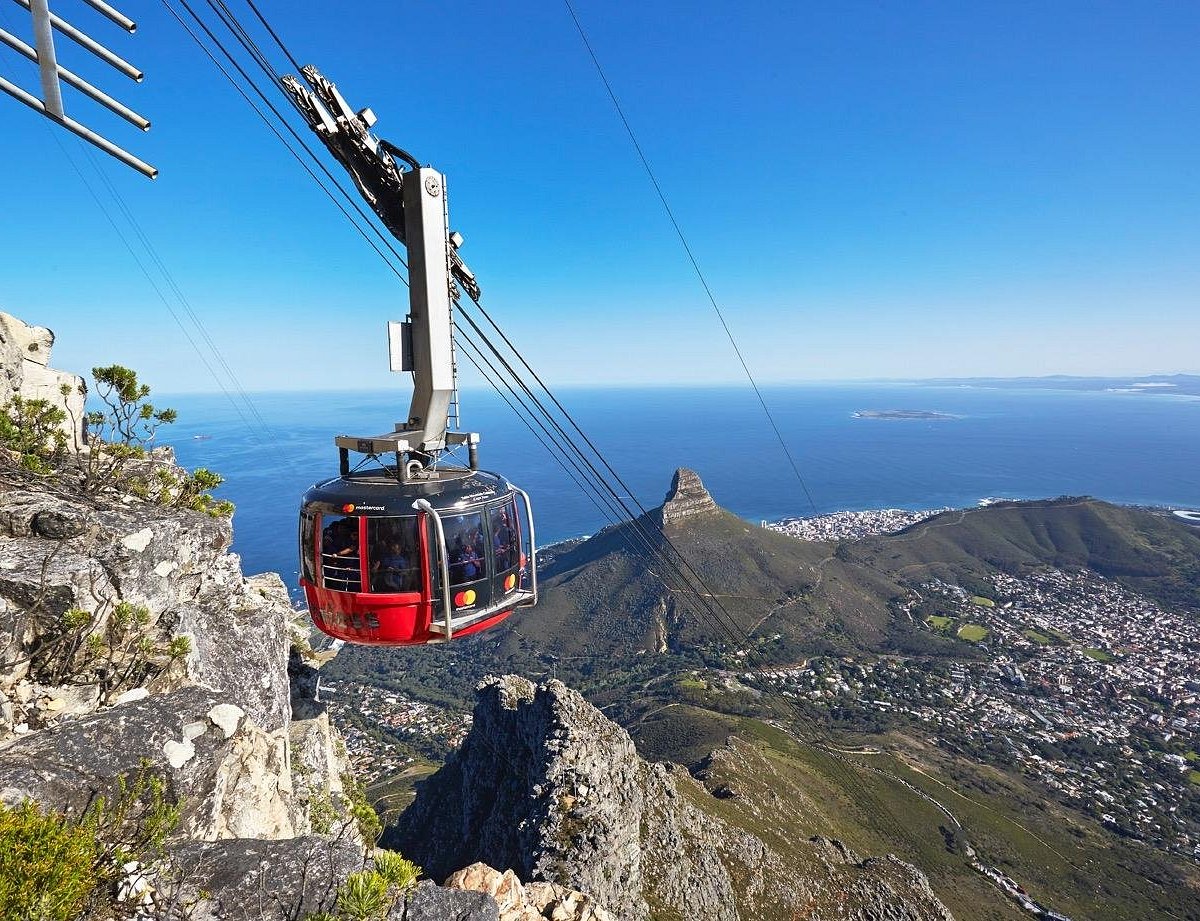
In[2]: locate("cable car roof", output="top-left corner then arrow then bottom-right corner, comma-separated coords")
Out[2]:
303,466 -> 516,517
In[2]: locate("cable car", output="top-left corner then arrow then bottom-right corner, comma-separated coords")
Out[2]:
289,67 -> 537,644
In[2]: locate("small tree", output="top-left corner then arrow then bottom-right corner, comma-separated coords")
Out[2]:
0,393 -> 68,473
80,365 -> 232,517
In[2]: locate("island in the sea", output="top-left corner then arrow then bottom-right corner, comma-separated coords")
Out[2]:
853,409 -> 959,420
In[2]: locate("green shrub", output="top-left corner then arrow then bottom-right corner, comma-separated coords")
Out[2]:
371,849 -> 420,893
336,871 -> 389,921
0,765 -> 181,920
0,394 -> 68,473
0,801 -> 99,921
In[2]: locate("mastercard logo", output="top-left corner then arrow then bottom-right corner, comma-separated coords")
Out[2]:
341,503 -> 355,514
504,574 -> 516,591
454,589 -> 477,607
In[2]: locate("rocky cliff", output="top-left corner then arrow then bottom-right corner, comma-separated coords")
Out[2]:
0,313 -> 506,920
658,468 -> 718,528
390,676 -> 956,921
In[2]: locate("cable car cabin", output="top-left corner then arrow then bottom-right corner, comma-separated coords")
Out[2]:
299,467 -> 537,645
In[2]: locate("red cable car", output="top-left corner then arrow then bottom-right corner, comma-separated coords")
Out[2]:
287,68 -> 537,645
299,468 -> 535,645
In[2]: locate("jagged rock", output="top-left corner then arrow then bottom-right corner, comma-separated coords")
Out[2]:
167,836 -> 363,920
444,862 -> 616,921
389,676 -> 648,917
0,311 -> 85,449
390,677 -> 955,921
0,480 -> 289,735
658,467 -> 718,527
0,685 -> 295,840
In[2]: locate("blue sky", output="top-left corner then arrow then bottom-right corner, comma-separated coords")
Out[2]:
2,0 -> 1198,392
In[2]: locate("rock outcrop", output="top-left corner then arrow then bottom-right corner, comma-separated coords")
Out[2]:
445,863 -> 616,921
390,676 -> 955,921
0,311 -> 85,449
658,467 -> 718,528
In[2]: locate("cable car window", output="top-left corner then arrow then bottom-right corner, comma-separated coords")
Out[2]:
443,512 -> 486,586
299,511 -> 316,583
488,500 -> 519,572
320,514 -> 362,591
367,517 -> 422,593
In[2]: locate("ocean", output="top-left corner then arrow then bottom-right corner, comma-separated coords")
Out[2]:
161,383 -> 1200,590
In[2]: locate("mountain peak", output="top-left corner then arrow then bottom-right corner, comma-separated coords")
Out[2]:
660,467 -> 718,526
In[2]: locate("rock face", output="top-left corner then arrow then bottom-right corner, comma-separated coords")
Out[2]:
658,467 -> 718,528
0,310 -> 85,449
390,676 -> 647,916
390,676 -> 955,921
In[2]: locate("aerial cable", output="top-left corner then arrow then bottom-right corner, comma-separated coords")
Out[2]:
457,324 -> 744,644
163,0 -> 411,282
49,136 -> 273,458
205,0 -> 416,275
75,143 -> 295,464
454,305 -> 747,644
241,0 -> 304,76
453,330 -> 616,527
561,0 -> 819,516
459,293 -> 749,639
457,304 -> 748,643
170,0 -> 752,643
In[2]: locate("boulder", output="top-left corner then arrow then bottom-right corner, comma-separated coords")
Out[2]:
394,881 -> 500,921
0,685 -> 296,840
445,862 -> 617,921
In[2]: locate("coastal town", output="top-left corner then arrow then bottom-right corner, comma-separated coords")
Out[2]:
320,678 -> 472,784
746,567 -> 1200,861
763,506 -> 949,541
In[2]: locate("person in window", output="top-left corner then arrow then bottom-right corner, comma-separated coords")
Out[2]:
335,521 -> 359,558
375,539 -> 411,592
494,510 -> 514,569
450,534 -> 467,584
460,538 -> 482,581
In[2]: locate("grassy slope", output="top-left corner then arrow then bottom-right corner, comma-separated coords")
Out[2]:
340,498 -> 1200,916
518,499 -> 1200,665
639,709 -> 1200,921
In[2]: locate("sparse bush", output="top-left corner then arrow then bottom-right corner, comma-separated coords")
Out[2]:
80,364 -> 232,517
0,394 -> 68,473
336,871 -> 389,921
0,763 -> 181,920
35,597 -> 192,701
308,791 -> 337,835
340,773 -> 382,845
0,800 -> 99,921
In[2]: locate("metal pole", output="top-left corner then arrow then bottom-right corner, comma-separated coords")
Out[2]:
0,75 -> 156,177
27,0 -> 63,118
0,28 -> 148,128
11,0 -> 143,81
513,486 -> 538,603
80,0 -> 135,33
414,499 -> 455,639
